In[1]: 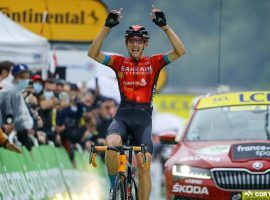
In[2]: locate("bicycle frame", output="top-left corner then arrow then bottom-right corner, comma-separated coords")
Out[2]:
89,144 -> 147,200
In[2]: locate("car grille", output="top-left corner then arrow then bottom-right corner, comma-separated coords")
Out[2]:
211,168 -> 270,190
174,197 -> 202,200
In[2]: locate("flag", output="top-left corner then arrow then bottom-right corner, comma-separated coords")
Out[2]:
50,48 -> 57,74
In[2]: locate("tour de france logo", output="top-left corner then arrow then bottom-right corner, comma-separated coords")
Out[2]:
242,191 -> 270,200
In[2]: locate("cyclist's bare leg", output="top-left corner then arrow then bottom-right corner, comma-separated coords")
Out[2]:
105,134 -> 122,175
136,152 -> 152,200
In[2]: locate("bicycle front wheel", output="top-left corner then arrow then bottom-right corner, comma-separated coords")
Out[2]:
130,175 -> 138,200
112,174 -> 126,200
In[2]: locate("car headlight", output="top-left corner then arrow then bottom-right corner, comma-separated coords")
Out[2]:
172,165 -> 211,179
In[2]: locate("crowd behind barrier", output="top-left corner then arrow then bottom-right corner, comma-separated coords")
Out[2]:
0,61 -> 118,166
0,60 -> 114,199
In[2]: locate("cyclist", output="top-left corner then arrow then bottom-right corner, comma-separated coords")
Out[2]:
88,6 -> 186,200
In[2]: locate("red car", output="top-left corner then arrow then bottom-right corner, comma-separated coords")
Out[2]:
161,91 -> 270,200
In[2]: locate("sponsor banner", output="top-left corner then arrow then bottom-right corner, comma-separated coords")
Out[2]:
0,159 -> 13,200
32,147 -> 67,198
172,183 -> 209,195
231,143 -> 270,160
0,148 -> 31,199
197,91 -> 270,109
153,94 -> 196,119
0,0 -> 108,42
242,191 -> 270,200
0,146 -> 109,199
178,155 -> 220,162
19,148 -> 47,199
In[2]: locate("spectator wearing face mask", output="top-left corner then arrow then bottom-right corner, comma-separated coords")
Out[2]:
6,64 -> 31,91
0,63 -> 34,150
32,74 -> 44,97
23,74 -> 46,145
39,79 -> 58,108
38,79 -> 59,144
55,85 -> 85,162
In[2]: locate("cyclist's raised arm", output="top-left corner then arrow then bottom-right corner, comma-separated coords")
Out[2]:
87,26 -> 110,63
87,8 -> 123,65
151,5 -> 186,62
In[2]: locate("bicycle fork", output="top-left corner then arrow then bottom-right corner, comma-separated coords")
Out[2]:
118,148 -> 133,200
126,148 -> 133,200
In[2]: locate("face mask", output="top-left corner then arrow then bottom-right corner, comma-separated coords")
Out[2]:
17,79 -> 29,91
43,90 -> 54,99
33,83 -> 43,94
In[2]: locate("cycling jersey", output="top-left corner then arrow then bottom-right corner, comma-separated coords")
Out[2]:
104,54 -> 170,108
105,53 -> 171,154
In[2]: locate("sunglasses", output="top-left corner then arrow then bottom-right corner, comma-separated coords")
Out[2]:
127,38 -> 145,44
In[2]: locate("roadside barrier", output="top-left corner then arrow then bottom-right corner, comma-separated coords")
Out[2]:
0,145 -> 109,200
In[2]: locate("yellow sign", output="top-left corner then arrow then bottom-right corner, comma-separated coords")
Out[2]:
242,190 -> 270,199
230,105 -> 267,111
153,94 -> 196,119
0,0 -> 108,42
197,91 -> 270,110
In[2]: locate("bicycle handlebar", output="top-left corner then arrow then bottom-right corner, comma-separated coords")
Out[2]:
93,145 -> 142,152
89,144 -> 147,167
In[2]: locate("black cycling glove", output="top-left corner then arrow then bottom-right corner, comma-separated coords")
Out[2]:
152,11 -> 167,27
105,12 -> 119,28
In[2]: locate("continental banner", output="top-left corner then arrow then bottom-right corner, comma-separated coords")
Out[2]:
0,0 -> 108,42
153,94 -> 197,119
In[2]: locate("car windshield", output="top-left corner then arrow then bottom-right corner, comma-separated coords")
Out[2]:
186,105 -> 270,141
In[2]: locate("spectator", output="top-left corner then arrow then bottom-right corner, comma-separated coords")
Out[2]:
56,91 -> 85,161
0,90 -> 34,150
82,92 -> 95,112
32,74 -> 44,97
55,79 -> 65,97
69,83 -> 80,104
0,60 -> 14,89
0,64 -> 35,150
38,79 -> 59,143
0,127 -> 21,153
96,99 -> 117,139
81,112 -> 102,149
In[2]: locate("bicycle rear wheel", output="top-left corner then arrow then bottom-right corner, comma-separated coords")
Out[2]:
112,174 -> 126,200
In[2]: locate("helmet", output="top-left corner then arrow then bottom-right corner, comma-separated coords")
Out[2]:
125,25 -> 150,40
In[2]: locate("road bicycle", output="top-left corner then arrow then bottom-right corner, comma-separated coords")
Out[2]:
89,141 -> 147,200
